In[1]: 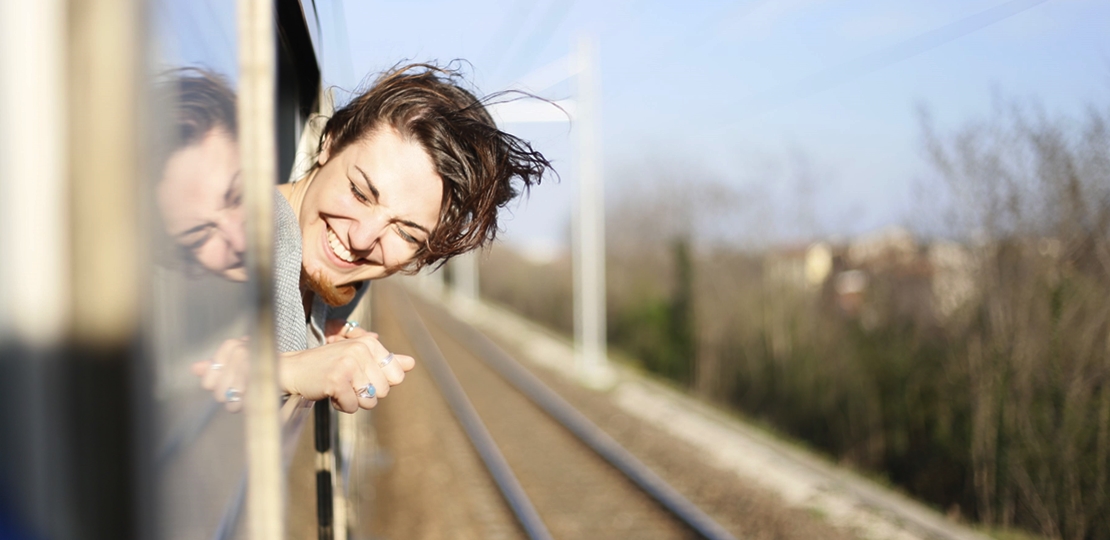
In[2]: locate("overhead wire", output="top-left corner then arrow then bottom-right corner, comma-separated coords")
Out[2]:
494,0 -> 577,91
480,0 -> 542,84
715,0 -> 1052,129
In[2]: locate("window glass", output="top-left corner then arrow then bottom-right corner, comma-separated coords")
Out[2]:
147,2 -> 249,538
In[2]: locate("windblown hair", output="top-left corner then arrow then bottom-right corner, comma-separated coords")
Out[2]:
319,62 -> 554,270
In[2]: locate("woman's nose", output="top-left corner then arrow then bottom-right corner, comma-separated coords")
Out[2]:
347,211 -> 389,252
219,206 -> 247,254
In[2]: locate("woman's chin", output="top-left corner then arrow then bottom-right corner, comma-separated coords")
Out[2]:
223,268 -> 249,282
302,268 -> 358,306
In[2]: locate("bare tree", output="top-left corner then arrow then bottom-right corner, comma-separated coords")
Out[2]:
922,96 -> 1110,539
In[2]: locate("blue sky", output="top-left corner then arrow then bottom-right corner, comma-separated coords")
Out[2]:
165,0 -> 1110,253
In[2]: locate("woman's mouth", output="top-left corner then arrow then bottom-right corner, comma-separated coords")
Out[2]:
326,225 -> 357,264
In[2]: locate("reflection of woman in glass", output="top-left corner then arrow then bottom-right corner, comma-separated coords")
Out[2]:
157,69 -> 312,411
156,69 -> 246,281
154,69 -> 257,413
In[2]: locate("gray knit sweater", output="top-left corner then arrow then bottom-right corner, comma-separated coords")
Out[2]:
273,190 -> 364,353
274,189 -> 308,353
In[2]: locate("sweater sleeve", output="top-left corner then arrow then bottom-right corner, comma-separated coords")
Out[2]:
273,189 -> 309,353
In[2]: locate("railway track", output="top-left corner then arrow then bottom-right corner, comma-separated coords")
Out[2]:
374,285 -> 737,540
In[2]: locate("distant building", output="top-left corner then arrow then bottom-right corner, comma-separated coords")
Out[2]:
927,241 -> 977,320
761,229 -> 983,327
833,269 -> 867,316
764,242 -> 835,292
847,226 -> 917,268
805,242 -> 833,289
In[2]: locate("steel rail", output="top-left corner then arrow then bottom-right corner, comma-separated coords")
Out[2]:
392,290 -> 555,540
410,293 -> 739,540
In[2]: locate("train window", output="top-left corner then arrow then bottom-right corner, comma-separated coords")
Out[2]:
1,2 -> 360,537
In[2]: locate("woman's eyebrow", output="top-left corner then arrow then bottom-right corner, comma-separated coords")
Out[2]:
353,165 -> 380,199
395,218 -> 430,236
174,222 -> 212,239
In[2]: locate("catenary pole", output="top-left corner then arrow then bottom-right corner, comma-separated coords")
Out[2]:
573,35 -> 611,385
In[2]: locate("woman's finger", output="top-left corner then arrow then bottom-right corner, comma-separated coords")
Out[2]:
350,342 -> 399,395
206,338 -> 249,412
332,385 -> 361,414
204,338 -> 245,390
344,326 -> 375,339
363,359 -> 390,400
214,378 -> 244,413
324,318 -> 377,338
379,355 -> 408,386
395,353 -> 416,372
349,371 -> 380,411
326,326 -> 378,344
351,334 -> 406,378
349,336 -> 412,386
211,363 -> 238,407
192,360 -> 211,377
222,351 -> 249,413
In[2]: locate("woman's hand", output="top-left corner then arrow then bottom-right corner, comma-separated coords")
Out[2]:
192,337 -> 250,413
279,333 -> 415,413
324,318 -> 378,343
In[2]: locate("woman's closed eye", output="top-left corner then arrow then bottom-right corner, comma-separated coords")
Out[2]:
226,173 -> 244,208
178,225 -> 215,250
227,187 -> 243,209
349,180 -> 373,204
348,177 -> 425,245
396,225 -> 420,245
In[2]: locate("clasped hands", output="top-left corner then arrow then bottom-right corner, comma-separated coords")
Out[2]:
191,319 -> 415,413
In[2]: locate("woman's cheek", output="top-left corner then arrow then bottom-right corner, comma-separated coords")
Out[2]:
195,242 -> 221,272
385,238 -> 417,268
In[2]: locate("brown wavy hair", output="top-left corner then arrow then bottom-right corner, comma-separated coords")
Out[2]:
318,62 -> 554,270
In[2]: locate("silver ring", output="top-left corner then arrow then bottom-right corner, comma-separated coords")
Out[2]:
341,320 -> 359,337
357,383 -> 376,399
210,362 -> 223,371
379,353 -> 395,368
225,387 -> 241,403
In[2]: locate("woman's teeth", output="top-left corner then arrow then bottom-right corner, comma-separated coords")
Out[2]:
327,227 -> 356,263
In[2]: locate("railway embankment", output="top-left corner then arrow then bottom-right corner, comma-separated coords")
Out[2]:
421,284 -> 995,540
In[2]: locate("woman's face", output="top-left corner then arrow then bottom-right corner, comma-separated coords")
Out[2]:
158,127 -> 247,281
298,125 -> 443,300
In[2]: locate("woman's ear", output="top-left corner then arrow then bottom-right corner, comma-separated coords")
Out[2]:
317,136 -> 332,166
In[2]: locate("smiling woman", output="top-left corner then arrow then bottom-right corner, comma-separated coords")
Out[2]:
256,62 -> 556,413
279,63 -> 555,308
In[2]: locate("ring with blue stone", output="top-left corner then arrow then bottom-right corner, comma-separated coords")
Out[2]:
357,383 -> 376,399
225,387 -> 242,403
341,320 -> 359,337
